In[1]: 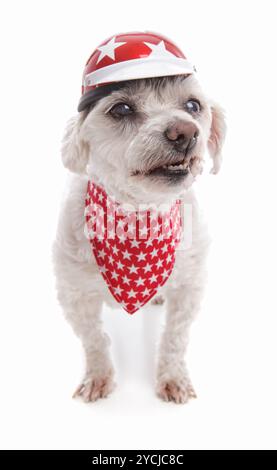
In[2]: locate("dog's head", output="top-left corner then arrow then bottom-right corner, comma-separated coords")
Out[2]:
62,75 -> 226,203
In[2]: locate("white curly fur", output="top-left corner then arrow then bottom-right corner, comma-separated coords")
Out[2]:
53,75 -> 226,404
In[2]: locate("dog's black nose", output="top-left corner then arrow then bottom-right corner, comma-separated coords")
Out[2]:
165,121 -> 198,153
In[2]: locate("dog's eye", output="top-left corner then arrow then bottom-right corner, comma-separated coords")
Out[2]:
185,100 -> 201,114
109,103 -> 134,118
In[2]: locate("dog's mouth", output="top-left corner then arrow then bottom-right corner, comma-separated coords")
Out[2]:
147,157 -> 191,178
134,153 -> 195,181
131,152 -> 203,184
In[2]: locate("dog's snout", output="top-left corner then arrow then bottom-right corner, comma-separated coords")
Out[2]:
165,121 -> 198,152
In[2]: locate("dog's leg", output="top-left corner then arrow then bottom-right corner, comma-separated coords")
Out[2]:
156,271 -> 204,404
63,292 -> 115,403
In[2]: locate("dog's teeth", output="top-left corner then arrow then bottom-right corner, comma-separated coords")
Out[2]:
168,163 -> 186,170
160,161 -> 189,172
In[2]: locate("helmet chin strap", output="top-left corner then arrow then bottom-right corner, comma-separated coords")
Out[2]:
85,180 -> 183,314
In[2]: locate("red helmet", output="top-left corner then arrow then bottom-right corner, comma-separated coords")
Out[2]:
78,31 -> 195,111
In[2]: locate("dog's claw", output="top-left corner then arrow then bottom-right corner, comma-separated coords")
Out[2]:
72,383 -> 85,398
73,373 -> 115,403
156,379 -> 197,404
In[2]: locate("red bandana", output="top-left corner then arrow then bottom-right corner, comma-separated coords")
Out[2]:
85,181 -> 182,314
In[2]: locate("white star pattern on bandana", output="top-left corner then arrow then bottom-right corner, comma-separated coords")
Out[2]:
85,181 -> 182,314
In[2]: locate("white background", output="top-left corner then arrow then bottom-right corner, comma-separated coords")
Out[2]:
0,0 -> 277,450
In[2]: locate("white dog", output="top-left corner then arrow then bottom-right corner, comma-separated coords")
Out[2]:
53,71 -> 226,404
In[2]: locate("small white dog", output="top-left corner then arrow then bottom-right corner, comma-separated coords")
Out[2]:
53,33 -> 226,404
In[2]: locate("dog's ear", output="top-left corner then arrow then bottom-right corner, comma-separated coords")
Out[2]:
208,103 -> 226,174
61,113 -> 89,174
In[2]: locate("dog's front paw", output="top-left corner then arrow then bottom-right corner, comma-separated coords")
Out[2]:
73,370 -> 115,403
156,377 -> 196,404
